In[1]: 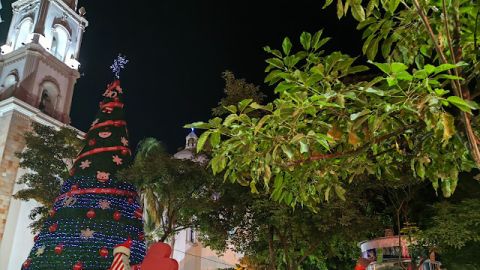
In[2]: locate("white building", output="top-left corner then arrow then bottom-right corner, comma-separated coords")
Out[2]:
172,130 -> 241,270
0,0 -> 87,269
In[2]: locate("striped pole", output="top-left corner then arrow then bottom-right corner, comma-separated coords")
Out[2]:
110,239 -> 132,270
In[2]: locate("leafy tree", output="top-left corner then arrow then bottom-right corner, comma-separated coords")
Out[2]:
14,122 -> 82,232
118,138 -> 215,243
196,178 -> 386,270
212,70 -> 266,117
189,27 -> 478,207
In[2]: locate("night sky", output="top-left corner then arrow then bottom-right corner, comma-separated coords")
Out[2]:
1,0 -> 361,153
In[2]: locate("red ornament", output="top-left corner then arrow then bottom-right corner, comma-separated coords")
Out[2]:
134,208 -> 143,219
99,247 -> 109,258
33,234 -> 39,242
121,149 -> 129,156
73,262 -> 83,270
113,210 -> 122,221
49,209 -> 56,218
138,232 -> 145,241
69,168 -> 75,176
54,244 -> 64,255
88,138 -> 96,146
86,209 -> 96,219
128,197 -> 134,204
22,259 -> 32,269
49,223 -> 58,233
71,184 -> 79,191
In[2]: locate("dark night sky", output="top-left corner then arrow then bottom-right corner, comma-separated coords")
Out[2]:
1,0 -> 361,153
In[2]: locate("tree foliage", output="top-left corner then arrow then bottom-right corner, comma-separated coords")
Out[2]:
15,123 -> 82,232
189,29 -> 477,207
118,138 -> 215,243
196,179 -> 385,270
212,70 -> 266,117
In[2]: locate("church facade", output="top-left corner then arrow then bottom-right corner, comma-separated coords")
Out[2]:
0,0 -> 87,268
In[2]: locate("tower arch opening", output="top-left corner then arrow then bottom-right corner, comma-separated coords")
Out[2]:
51,25 -> 70,61
38,80 -> 60,116
14,17 -> 33,49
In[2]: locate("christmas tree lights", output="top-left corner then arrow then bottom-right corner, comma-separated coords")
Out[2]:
22,56 -> 146,269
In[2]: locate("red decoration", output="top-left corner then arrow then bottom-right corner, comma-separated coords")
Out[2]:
49,209 -> 56,218
55,188 -> 137,203
49,223 -> 58,233
134,208 -> 143,219
140,242 -> 179,270
90,120 -> 127,131
99,247 -> 109,258
128,197 -> 134,204
22,259 -> 32,269
34,234 -> 39,242
71,184 -> 79,191
88,139 -> 96,146
86,209 -> 96,219
138,232 -> 145,241
113,210 -> 122,221
73,262 -> 83,270
74,146 -> 130,163
54,244 -> 64,255
69,168 -> 75,176
121,149 -> 129,156
100,101 -> 124,111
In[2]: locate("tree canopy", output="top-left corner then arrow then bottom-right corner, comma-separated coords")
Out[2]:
188,0 -> 479,208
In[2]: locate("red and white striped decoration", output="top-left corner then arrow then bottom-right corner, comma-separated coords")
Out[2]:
110,238 -> 132,270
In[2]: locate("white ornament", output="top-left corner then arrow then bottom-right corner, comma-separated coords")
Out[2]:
112,155 -> 123,165
79,160 -> 92,170
91,119 -> 99,127
35,246 -> 45,256
121,137 -> 129,147
98,200 -> 111,210
80,228 -> 95,239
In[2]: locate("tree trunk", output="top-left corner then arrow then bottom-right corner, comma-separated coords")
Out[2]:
268,226 -> 277,270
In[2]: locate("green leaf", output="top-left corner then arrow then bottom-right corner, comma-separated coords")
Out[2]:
365,87 -> 385,96
238,99 -> 253,112
369,61 -> 390,74
282,37 -> 292,55
366,37 -> 380,60
266,58 -> 284,69
300,140 -> 309,154
281,145 -> 295,159
351,4 -> 366,21
391,62 -> 408,73
337,0 -> 344,19
312,30 -> 324,50
334,184 -> 346,201
300,32 -> 312,50
388,0 -> 400,13
210,131 -> 221,148
225,105 -> 237,114
211,154 -> 227,175
447,96 -> 476,113
424,64 -> 435,74
350,109 -> 371,121
323,0 -> 334,8
434,63 -> 458,74
357,17 -> 376,30
255,115 -> 272,135
197,131 -> 211,152
275,82 -> 297,94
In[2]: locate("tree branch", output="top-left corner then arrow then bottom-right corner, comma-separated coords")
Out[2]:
288,123 -> 421,166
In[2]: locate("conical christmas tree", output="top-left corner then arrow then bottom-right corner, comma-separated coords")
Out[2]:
22,56 -> 146,270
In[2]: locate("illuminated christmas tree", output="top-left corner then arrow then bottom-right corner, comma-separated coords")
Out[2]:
22,55 -> 146,270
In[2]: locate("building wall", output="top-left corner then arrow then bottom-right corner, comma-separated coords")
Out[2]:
0,110 -> 31,241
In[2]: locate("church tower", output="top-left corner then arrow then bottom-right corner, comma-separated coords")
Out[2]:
0,0 -> 87,268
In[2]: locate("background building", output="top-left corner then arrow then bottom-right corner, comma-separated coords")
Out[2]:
0,0 -> 87,268
173,130 -> 241,270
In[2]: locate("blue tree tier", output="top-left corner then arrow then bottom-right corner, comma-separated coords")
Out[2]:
22,80 -> 146,270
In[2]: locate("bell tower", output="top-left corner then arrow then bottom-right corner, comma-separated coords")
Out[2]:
0,0 -> 87,122
0,1 -> 87,268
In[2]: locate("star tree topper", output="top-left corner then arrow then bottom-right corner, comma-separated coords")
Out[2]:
110,54 -> 129,79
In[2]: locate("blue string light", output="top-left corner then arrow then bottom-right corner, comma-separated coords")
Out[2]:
110,54 -> 129,79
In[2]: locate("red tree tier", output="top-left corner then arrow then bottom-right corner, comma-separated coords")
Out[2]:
22,77 -> 146,269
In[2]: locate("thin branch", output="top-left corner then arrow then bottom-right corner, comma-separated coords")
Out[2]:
288,123 -> 421,166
